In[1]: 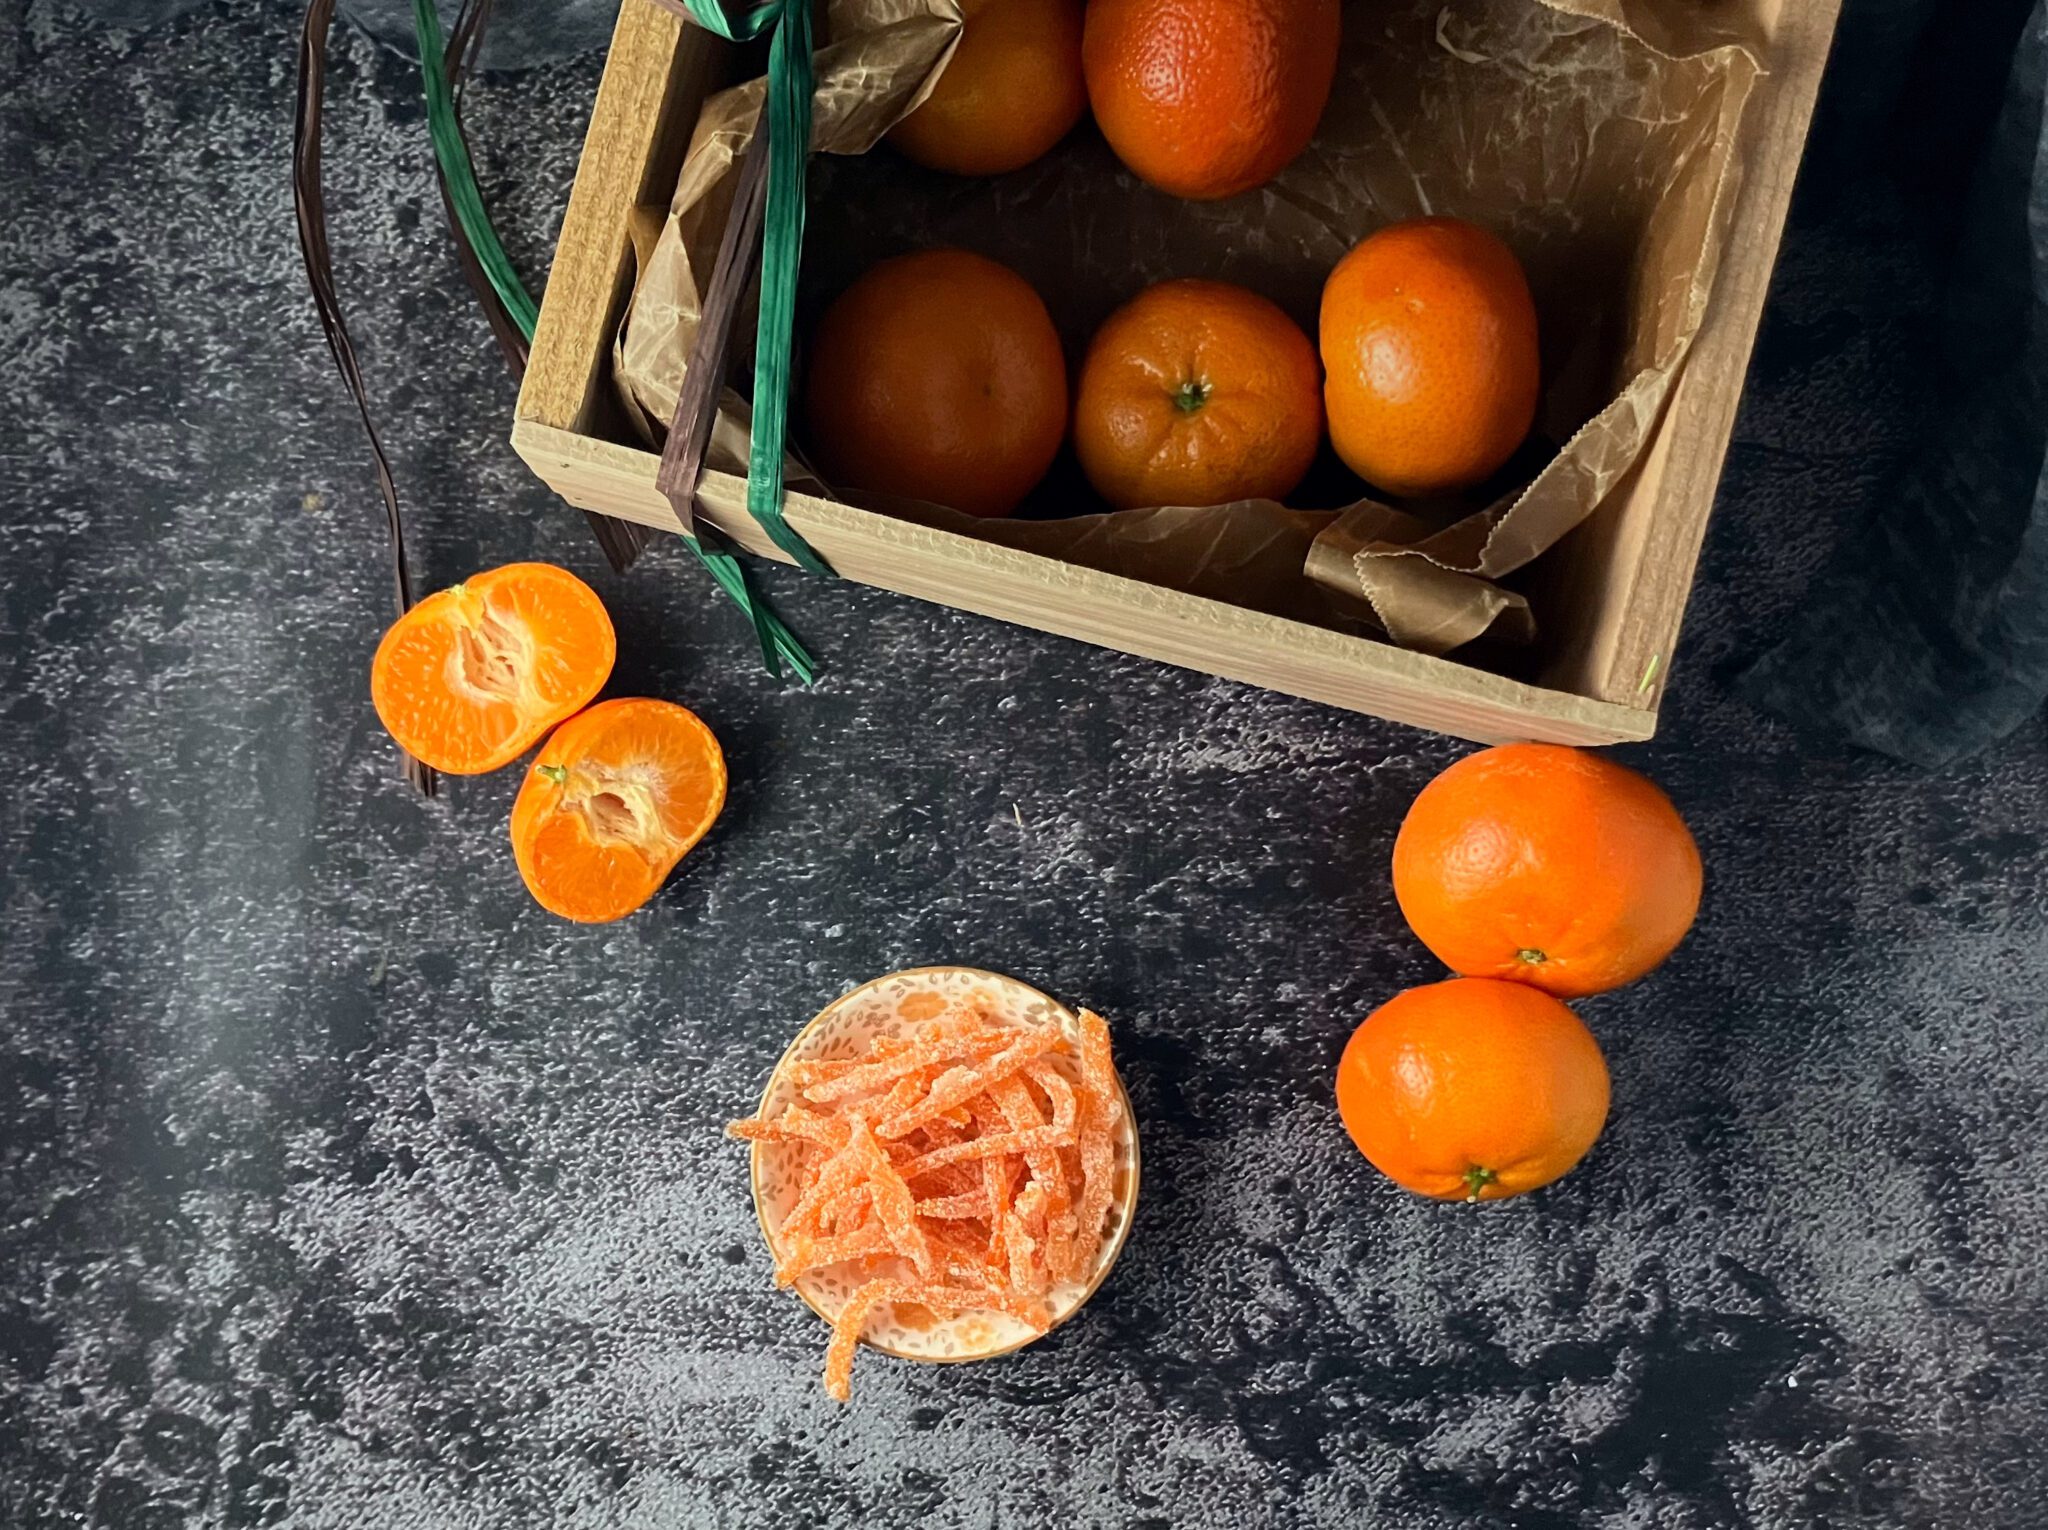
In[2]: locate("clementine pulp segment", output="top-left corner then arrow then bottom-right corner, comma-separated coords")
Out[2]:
370,562 -> 615,774
508,697 -> 727,923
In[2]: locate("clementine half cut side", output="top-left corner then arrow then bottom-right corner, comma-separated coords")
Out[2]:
370,562 -> 615,775
1335,977 -> 1610,1202
509,698 -> 727,923
1074,278 -> 1322,510
1320,217 -> 1541,498
1393,743 -> 1703,998
1082,0 -> 1341,201
889,0 -> 1087,176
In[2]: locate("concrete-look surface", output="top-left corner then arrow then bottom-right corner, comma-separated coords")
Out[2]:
2,4 -> 2045,1527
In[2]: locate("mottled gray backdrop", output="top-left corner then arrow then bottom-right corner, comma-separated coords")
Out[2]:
3,2 -> 2046,1527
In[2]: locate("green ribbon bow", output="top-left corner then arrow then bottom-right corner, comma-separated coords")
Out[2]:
413,0 -> 827,682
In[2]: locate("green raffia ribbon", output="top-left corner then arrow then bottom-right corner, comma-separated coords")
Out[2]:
675,0 -> 833,576
411,0 -> 818,682
413,0 -> 538,336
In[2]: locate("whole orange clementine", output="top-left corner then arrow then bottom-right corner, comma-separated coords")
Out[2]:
1335,978 -> 1610,1202
889,0 -> 1087,176
1393,744 -> 1702,999
1320,217 -> 1541,497
1073,278 -> 1322,510
803,250 -> 1068,519
1082,0 -> 1341,201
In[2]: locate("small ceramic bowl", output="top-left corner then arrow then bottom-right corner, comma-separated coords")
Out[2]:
749,966 -> 1141,1363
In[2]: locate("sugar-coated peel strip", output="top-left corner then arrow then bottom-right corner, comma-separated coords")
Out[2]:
1004,1182 -> 1050,1298
1072,1009 -> 1124,1262
726,1105 -> 850,1152
894,1123 -> 1073,1180
731,1000 -> 1126,1400
1027,1065 -> 1084,1281
799,1016 -> 1009,1104
847,1118 -> 933,1279
846,1071 -> 931,1123
781,1134 -> 871,1238
823,1279 -> 908,1403
782,1038 -> 908,1089
823,1275 -> 1053,1403
913,1188 -> 992,1219
774,1223 -> 891,1287
994,1075 -> 1073,1281
875,1029 -> 1062,1140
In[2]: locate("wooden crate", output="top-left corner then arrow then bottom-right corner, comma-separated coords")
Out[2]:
513,0 -> 1841,746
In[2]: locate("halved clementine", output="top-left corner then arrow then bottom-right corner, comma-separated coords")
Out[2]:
508,698 -> 728,923
370,562 -> 615,775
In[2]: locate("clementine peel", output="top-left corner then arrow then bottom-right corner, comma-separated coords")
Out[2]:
1082,0 -> 1341,201
889,0 -> 1087,176
1393,743 -> 1702,998
1320,217 -> 1541,497
804,250 -> 1068,519
1335,977 -> 1610,1202
1074,278 -> 1322,509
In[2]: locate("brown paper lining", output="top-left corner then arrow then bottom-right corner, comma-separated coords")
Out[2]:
616,0 -> 1760,656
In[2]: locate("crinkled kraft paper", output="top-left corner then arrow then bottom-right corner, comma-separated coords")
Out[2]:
622,0 -> 1760,655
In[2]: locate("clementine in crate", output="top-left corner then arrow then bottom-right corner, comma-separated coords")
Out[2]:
1082,0 -> 1341,201
1335,977 -> 1609,1202
370,562 -> 615,775
509,697 -> 727,923
1393,744 -> 1702,998
1074,278 -> 1322,510
804,250 -> 1067,519
1320,217 -> 1541,498
889,0 -> 1087,177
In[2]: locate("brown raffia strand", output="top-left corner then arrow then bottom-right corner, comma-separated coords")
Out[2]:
432,0 -> 650,575
657,123 -> 772,537
294,0 -> 437,796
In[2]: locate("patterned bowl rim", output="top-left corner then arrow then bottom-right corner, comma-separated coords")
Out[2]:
749,965 -> 1142,1364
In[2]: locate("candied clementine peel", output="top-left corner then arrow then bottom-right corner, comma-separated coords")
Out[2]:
730,1003 -> 1126,1401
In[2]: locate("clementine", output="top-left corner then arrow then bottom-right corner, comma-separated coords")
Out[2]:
1073,278 -> 1322,510
1393,744 -> 1702,999
889,0 -> 1087,176
370,562 -> 615,775
804,250 -> 1067,519
1335,978 -> 1610,1202
1082,0 -> 1341,201
509,698 -> 727,923
1320,217 -> 1541,497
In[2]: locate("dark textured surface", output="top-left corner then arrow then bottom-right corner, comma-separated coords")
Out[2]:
1740,0 -> 2048,765
4,3 -> 2047,1527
